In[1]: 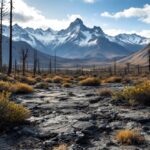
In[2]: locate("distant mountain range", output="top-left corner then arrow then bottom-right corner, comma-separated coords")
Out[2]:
2,35 -> 71,67
2,35 -> 106,68
118,44 -> 150,66
3,18 -> 150,60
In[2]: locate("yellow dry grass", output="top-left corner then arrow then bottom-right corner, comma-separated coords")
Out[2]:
116,129 -> 145,145
53,144 -> 68,150
79,77 -> 100,86
0,91 -> 30,123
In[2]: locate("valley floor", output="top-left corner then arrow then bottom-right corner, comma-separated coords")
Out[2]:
0,84 -> 150,150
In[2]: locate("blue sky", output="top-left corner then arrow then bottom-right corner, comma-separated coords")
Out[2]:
10,0 -> 150,37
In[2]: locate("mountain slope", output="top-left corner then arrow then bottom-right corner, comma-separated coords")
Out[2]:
118,44 -> 150,65
114,34 -> 149,52
2,35 -> 73,67
3,18 -> 150,60
3,35 -> 110,68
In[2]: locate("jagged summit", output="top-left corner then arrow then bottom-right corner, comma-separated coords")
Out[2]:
72,18 -> 84,25
67,18 -> 87,32
2,19 -> 150,60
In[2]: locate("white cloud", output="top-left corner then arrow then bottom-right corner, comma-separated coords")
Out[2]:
84,0 -> 96,3
104,28 -> 150,38
139,30 -> 150,38
4,0 -> 82,30
104,28 -> 136,36
4,0 -> 150,38
101,4 -> 150,24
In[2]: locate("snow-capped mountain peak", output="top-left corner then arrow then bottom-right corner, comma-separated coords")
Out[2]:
2,18 -> 150,60
115,33 -> 150,45
70,18 -> 84,27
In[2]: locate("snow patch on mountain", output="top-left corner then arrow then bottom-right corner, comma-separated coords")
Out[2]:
2,18 -> 150,59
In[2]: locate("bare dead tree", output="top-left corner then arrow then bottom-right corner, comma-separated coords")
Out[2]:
148,49 -> 150,73
0,0 -> 4,72
126,63 -> 130,74
0,0 -> 6,72
21,48 -> 28,76
37,59 -> 40,74
49,56 -> 52,74
7,0 -> 13,75
26,61 -> 28,72
54,50 -> 56,74
137,65 -> 140,75
113,58 -> 117,75
14,59 -> 17,77
33,49 -> 38,76
108,66 -> 112,76
124,67 -> 127,75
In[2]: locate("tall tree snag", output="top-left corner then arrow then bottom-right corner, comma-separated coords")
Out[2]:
8,0 -> 13,75
148,49 -> 150,73
21,48 -> 28,76
33,49 -> 38,77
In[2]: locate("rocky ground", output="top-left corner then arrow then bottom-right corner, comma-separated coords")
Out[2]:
0,84 -> 149,150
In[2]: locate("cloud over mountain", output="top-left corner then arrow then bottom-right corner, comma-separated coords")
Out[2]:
101,4 -> 150,24
5,0 -> 82,30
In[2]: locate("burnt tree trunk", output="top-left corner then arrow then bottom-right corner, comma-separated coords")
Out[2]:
48,56 -> 52,74
8,0 -> 13,75
0,0 -> 4,72
148,50 -> 150,73
21,48 -> 28,76
33,49 -> 38,77
113,58 -> 117,75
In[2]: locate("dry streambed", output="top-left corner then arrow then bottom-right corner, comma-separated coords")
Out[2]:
0,84 -> 149,150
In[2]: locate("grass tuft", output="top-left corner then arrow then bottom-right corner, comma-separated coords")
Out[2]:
0,81 -> 11,92
97,88 -> 112,97
53,76 -> 63,83
20,76 -> 36,85
44,78 -> 53,83
62,82 -> 72,88
113,81 -> 150,106
35,82 -> 49,89
11,82 -> 34,94
79,77 -> 100,86
103,76 -> 122,83
0,91 -> 30,124
53,144 -> 68,150
0,81 -> 33,94
116,129 -> 145,145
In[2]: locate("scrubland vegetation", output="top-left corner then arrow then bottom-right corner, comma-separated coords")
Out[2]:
113,81 -> 150,106
79,77 -> 100,86
0,92 -> 30,126
0,75 -> 32,129
0,72 -> 149,149
0,81 -> 33,94
52,76 -> 64,83
102,76 -> 122,83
